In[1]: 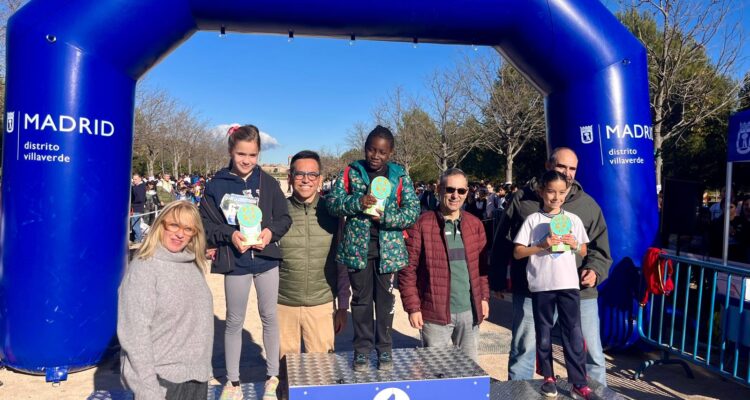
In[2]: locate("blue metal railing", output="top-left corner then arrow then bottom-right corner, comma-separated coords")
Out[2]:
636,253 -> 750,387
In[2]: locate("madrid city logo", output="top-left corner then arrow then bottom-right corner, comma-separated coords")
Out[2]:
737,121 -> 750,155
6,111 -> 15,133
580,125 -> 594,144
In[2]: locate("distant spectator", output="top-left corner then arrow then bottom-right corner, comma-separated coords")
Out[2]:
420,181 -> 439,213
130,173 -> 147,243
156,173 -> 175,207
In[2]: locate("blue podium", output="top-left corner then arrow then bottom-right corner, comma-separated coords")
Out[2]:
285,347 -> 489,400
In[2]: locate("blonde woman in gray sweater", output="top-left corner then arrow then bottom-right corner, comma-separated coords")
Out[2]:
118,201 -> 213,400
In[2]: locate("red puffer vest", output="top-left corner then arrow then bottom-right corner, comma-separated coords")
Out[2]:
399,210 -> 490,325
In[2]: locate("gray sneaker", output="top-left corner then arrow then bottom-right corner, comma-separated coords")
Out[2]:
353,352 -> 369,372
377,351 -> 393,371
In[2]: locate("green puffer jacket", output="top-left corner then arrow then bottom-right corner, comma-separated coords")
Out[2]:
325,160 -> 420,274
278,194 -> 339,307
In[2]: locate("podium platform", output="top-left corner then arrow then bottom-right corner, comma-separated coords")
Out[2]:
88,347 -> 624,400
285,346 -> 489,400
490,379 -> 624,399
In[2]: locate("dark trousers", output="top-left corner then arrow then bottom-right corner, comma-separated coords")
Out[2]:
531,289 -> 587,386
158,376 -> 208,400
349,259 -> 395,355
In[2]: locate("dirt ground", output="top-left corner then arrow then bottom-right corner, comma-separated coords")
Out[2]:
1,273 -> 749,399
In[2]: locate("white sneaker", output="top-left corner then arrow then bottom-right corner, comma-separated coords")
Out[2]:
219,383 -> 243,400
263,376 -> 279,399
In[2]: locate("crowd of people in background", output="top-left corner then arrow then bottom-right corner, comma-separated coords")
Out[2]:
129,172 -> 210,243
658,186 -> 750,264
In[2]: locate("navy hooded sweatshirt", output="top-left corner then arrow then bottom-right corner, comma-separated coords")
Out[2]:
200,166 -> 292,274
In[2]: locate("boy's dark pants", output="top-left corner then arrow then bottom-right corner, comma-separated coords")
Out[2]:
349,259 -> 395,355
531,289 -> 587,386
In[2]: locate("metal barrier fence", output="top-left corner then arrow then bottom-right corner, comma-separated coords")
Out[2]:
636,253 -> 750,387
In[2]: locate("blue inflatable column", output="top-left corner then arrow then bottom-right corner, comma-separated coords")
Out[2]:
0,0 -> 194,377
0,21 -> 135,379
546,48 -> 658,349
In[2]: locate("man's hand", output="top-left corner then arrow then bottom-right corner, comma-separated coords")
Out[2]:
409,311 -> 424,330
206,248 -> 217,260
231,231 -> 251,253
491,290 -> 505,300
481,300 -> 490,322
581,269 -> 597,288
334,309 -> 348,334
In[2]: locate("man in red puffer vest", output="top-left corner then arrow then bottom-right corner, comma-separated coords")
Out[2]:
399,168 -> 491,362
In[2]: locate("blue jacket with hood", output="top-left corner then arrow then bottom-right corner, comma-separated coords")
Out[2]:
200,166 -> 292,274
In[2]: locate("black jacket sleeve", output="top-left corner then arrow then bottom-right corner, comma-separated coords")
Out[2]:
264,174 -> 292,243
489,191 -> 521,291
199,187 -> 237,247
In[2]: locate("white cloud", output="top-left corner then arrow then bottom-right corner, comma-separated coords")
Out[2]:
214,123 -> 281,151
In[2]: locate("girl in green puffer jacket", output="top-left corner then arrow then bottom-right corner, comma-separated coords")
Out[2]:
325,125 -> 420,371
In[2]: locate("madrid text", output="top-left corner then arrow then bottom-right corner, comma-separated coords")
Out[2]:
24,113 -> 114,137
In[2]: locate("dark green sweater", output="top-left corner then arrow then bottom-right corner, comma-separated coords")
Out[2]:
278,194 -> 341,307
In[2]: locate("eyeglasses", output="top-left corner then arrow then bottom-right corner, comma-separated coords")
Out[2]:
444,187 -> 468,195
163,221 -> 197,236
292,171 -> 321,180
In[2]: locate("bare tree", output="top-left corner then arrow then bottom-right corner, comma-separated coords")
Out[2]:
318,147 -> 348,181
460,54 -> 545,183
372,87 -> 429,174
619,0 -> 744,184
133,86 -> 177,177
418,68 -> 482,173
346,121 -> 369,151
164,107 -> 195,176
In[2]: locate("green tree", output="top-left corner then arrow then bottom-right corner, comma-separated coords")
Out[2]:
617,1 -> 744,185
739,72 -> 750,112
460,54 -> 545,184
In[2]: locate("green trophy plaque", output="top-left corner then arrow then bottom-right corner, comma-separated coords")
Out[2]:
237,204 -> 263,246
365,176 -> 392,217
549,214 -> 572,252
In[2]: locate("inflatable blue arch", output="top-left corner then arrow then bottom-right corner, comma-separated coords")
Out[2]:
1,0 -> 658,377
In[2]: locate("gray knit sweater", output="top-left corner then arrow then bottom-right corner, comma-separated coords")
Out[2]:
118,244 -> 213,400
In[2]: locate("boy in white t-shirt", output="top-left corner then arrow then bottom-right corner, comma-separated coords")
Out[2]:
513,170 -> 591,399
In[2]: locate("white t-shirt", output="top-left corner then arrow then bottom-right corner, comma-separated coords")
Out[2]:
513,211 -> 589,292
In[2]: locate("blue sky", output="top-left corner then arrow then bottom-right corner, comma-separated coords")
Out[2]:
144,1 -> 750,165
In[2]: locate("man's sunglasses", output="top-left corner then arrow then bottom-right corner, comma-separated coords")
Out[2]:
444,186 -> 468,195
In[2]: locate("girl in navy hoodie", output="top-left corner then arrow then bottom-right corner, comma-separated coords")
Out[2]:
200,124 -> 291,400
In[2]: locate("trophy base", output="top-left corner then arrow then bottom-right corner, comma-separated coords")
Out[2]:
551,244 -> 571,253
241,239 -> 263,247
240,225 -> 262,246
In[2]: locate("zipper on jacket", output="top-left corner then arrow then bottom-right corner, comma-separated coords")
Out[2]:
442,223 -> 452,325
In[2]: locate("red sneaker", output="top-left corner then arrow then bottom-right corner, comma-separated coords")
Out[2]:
572,384 -> 602,400
540,376 -> 558,397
